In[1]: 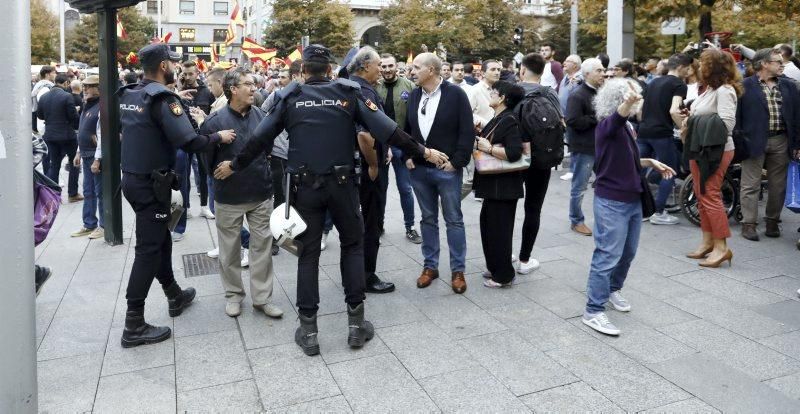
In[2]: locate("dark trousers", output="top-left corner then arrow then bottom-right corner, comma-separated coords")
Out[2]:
293,177 -> 365,313
46,140 -> 79,197
519,167 -> 551,262
480,199 -> 518,284
378,163 -> 390,231
360,173 -> 386,277
121,174 -> 176,310
270,156 -> 287,207
189,152 -> 209,206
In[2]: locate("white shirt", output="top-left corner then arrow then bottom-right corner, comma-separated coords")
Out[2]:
783,61 -> 800,83
541,62 -> 558,88
469,80 -> 494,129
417,77 -> 444,142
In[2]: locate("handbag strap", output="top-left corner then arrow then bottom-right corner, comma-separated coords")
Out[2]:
482,120 -> 501,144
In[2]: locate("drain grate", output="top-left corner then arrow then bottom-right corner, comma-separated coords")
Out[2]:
182,253 -> 219,277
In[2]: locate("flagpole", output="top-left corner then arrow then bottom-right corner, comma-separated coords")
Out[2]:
157,0 -> 162,37
59,0 -> 65,64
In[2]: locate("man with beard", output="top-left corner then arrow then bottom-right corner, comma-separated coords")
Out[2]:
179,61 -> 215,220
117,44 -> 236,348
539,42 -> 564,90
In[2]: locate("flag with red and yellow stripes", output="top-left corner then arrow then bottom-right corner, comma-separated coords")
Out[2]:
116,16 -> 128,40
241,37 -> 277,64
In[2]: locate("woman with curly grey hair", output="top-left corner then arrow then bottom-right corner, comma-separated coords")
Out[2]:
582,78 -> 675,336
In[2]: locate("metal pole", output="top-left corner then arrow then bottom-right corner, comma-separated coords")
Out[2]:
98,7 -> 124,245
157,0 -> 162,38
59,0 -> 66,64
0,0 -> 37,411
606,0 -> 623,65
570,0 -> 578,55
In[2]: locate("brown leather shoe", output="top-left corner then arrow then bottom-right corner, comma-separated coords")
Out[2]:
451,272 -> 467,294
765,219 -> 781,238
571,223 -> 592,236
741,223 -> 759,241
68,194 -> 84,203
416,268 -> 439,288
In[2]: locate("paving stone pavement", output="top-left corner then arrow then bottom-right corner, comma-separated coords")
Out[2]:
35,166 -> 800,413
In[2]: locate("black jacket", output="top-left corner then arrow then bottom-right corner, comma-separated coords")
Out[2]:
200,105 -> 272,204
351,75 -> 386,166
565,83 -> 598,155
473,109 -> 524,200
37,86 -> 79,142
184,80 -> 215,115
684,113 -> 728,194
404,79 -> 475,168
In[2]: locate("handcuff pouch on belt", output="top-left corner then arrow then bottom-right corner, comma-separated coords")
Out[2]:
290,165 -> 356,189
150,169 -> 179,205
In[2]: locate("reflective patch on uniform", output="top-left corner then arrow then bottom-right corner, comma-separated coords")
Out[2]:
169,102 -> 183,116
364,99 -> 378,111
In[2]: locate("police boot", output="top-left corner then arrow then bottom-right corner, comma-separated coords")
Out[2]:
120,307 -> 171,348
347,303 -> 374,348
295,313 -> 320,356
163,281 -> 196,317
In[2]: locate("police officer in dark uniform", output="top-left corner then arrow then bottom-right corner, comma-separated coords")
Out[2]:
119,44 -> 236,348
214,45 -> 448,356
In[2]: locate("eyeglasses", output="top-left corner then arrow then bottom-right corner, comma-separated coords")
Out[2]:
421,97 -> 430,115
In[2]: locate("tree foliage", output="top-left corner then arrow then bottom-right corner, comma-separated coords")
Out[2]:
543,0 -> 800,62
31,0 -> 59,64
263,0 -> 354,56
65,7 -> 155,67
379,0 -> 541,63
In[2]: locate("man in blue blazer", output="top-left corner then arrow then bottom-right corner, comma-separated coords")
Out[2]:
405,53 -> 475,294
738,49 -> 800,241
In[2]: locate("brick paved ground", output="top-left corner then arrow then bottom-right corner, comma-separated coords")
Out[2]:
35,167 -> 800,413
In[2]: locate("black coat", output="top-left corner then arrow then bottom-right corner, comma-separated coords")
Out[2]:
36,86 -> 79,142
473,109 -> 524,200
565,83 -> 598,155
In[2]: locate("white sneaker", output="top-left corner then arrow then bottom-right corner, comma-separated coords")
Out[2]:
321,232 -> 329,251
254,303 -> 284,318
200,206 -> 215,219
796,288 -> 800,298
609,290 -> 631,312
171,232 -> 184,242
207,247 -> 219,258
560,172 -> 573,181
225,302 -> 241,317
240,249 -> 249,267
649,211 -> 679,225
516,259 -> 540,275
582,311 -> 621,336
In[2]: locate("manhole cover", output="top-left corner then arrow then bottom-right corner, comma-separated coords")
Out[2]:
182,253 -> 219,277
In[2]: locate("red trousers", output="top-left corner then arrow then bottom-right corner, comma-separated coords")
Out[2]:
689,150 -> 734,239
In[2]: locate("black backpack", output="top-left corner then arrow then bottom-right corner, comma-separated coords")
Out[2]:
516,86 -> 565,169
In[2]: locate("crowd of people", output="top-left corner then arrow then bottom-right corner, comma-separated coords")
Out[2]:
31,38 -> 800,348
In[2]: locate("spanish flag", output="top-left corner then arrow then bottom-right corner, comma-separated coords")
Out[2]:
225,21 -> 236,46
210,43 -> 219,63
230,0 -> 245,27
285,47 -> 302,64
241,37 -> 277,64
116,16 -> 128,40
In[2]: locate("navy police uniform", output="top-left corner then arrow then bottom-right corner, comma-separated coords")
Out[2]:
118,44 -> 221,347
228,47 -> 427,317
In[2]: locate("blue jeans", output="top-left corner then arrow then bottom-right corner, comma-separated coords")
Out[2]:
569,153 -> 595,226
390,147 -> 416,228
410,166 -> 466,272
81,156 -> 103,229
638,137 -> 678,213
585,196 -> 642,314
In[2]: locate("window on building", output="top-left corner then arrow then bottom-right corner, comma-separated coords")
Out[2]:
146,0 -> 163,14
213,2 -> 228,16
179,0 -> 195,14
213,29 -> 228,42
179,28 -> 196,42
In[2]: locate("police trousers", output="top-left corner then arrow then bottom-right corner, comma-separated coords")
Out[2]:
122,173 -> 177,310
293,176 -> 365,313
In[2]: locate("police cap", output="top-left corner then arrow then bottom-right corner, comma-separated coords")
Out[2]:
303,44 -> 336,64
139,43 -> 181,69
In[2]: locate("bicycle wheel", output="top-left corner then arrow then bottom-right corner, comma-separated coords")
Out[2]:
680,175 -> 701,226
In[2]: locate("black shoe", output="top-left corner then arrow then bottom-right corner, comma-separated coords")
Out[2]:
347,303 -> 374,348
163,282 -> 196,317
295,313 -> 320,356
120,308 -> 171,348
405,228 -> 422,244
271,243 -> 279,256
35,265 -> 52,296
365,274 -> 395,294
765,219 -> 781,238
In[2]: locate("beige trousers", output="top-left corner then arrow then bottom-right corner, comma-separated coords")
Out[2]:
215,199 -> 275,305
740,134 -> 789,224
